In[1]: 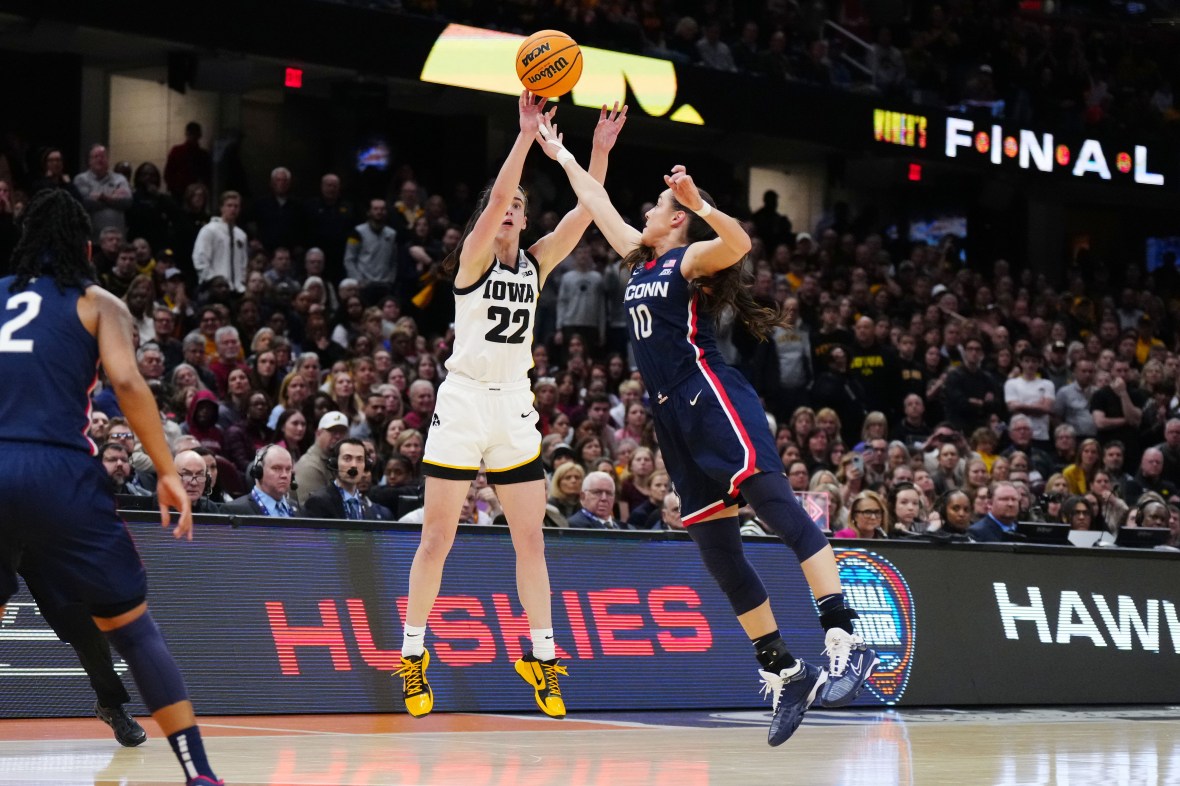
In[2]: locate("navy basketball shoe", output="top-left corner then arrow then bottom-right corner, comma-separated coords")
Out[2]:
818,628 -> 879,707
760,660 -> 825,746
95,701 -> 147,747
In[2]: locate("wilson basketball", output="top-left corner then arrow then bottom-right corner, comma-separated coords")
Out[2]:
516,30 -> 583,98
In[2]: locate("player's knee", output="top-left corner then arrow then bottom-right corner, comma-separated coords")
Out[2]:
741,471 -> 828,559
791,525 -> 829,560
689,519 -> 768,616
102,611 -> 189,712
416,528 -> 456,564
510,526 -> 546,562
768,509 -> 828,559
700,549 -> 767,615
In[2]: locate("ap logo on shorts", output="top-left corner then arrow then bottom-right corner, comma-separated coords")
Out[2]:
832,549 -> 916,704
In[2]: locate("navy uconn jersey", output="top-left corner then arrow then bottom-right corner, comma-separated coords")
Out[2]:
0,276 -> 99,454
446,249 -> 539,383
623,246 -> 726,396
624,247 -> 781,523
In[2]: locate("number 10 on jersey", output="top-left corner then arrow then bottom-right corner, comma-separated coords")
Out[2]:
628,304 -> 652,340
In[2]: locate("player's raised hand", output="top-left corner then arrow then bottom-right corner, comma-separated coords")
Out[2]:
156,473 -> 194,540
664,165 -> 706,213
592,102 -> 628,153
519,90 -> 550,137
535,114 -> 571,163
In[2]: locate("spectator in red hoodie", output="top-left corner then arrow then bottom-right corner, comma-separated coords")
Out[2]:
183,389 -> 224,455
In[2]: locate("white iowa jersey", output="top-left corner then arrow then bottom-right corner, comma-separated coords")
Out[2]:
445,249 -> 539,383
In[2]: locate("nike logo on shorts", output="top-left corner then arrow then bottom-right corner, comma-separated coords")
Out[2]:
521,412 -> 532,418
690,390 -> 702,406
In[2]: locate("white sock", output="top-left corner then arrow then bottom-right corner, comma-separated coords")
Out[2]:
531,628 -> 556,661
401,624 -> 426,657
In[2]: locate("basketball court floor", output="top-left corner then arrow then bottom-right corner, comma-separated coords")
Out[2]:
2,705 -> 1178,785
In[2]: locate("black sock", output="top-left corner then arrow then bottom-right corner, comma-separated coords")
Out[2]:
817,592 -> 858,634
752,630 -> 797,673
167,726 -> 216,782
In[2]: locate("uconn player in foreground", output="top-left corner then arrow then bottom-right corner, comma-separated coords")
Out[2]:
397,92 -> 626,718
537,120 -> 877,745
0,190 -> 221,785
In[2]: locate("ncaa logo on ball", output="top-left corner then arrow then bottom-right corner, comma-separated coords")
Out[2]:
832,549 -> 916,704
520,41 -> 552,69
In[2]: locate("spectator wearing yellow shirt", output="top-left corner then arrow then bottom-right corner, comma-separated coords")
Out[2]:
1136,315 -> 1165,365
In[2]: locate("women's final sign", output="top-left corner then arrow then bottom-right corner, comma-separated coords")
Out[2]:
873,107 -> 1167,188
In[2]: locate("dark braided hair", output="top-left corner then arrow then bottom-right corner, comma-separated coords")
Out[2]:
9,189 -> 95,294
620,189 -> 784,340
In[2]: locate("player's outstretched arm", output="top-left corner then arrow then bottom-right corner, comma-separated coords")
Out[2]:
664,165 -> 753,281
86,288 -> 193,539
535,115 -> 641,259
532,103 -> 628,282
456,91 -> 548,286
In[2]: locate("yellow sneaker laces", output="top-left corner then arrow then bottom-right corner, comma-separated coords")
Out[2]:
396,657 -> 425,695
542,661 -> 569,696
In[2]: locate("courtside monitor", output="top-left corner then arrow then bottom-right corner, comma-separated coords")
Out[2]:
1115,526 -> 1171,548
1015,521 -> 1071,545
115,494 -> 158,512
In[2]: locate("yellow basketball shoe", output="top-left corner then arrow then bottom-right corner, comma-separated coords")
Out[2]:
395,649 -> 434,718
514,652 -> 568,718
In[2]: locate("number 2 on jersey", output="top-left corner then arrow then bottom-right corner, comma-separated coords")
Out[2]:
485,305 -> 530,344
628,304 -> 653,340
0,291 -> 42,353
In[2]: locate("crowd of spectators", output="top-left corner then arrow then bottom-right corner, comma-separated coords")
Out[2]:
389,0 -> 1180,139
0,104 -> 1178,547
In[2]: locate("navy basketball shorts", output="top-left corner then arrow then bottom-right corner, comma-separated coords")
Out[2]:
651,364 -> 783,525
0,445 -> 147,611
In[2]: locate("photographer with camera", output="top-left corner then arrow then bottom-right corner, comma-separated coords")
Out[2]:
1033,491 -> 1066,523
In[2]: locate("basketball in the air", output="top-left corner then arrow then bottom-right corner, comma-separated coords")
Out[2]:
516,30 -> 583,98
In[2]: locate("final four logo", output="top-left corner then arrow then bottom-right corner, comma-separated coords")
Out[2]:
832,549 -> 916,704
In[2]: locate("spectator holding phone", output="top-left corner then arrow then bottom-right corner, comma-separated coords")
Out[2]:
836,452 -> 865,508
